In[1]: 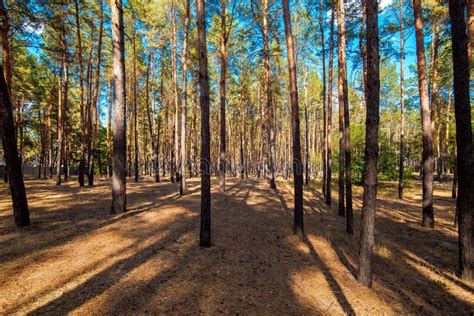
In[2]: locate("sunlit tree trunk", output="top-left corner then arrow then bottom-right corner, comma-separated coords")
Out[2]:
448,0 -> 473,281
282,0 -> 304,236
197,0 -> 211,247
218,0 -> 228,193
413,0 -> 434,228
358,0 -> 380,287
110,0 -> 127,213
107,80 -> 112,178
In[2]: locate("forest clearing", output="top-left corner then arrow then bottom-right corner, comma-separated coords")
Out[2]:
0,176 -> 472,314
0,0 -> 473,314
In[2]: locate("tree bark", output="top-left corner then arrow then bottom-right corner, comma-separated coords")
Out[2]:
180,0 -> 190,195
337,0 -> 353,234
448,0 -> 473,281
413,0 -> 434,228
197,0 -> 211,247
218,0 -> 227,193
171,1 -> 179,183
261,0 -> 276,190
398,0 -> 405,199
110,0 -> 127,213
358,0 -> 380,287
325,2 -> 335,206
74,0 -> 86,187
319,0 -> 327,197
0,8 -> 30,226
282,0 -> 304,236
337,0 -> 345,218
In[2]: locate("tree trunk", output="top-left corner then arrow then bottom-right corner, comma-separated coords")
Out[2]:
89,0 -> 104,186
74,0 -> 86,187
282,0 -> 304,237
398,0 -> 405,199
171,1 -> 179,183
197,0 -> 211,247
261,0 -> 276,190
413,0 -> 434,228
107,80 -> 112,178
319,0 -> 327,197
218,0 -> 227,193
110,0 -> 127,213
0,5 -> 30,227
448,0 -> 473,281
325,2 -> 335,206
358,0 -> 380,287
337,0 -> 345,218
180,0 -> 190,195
132,28 -> 139,183
338,0 -> 353,234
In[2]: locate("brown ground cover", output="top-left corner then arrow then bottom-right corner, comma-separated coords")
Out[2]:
0,176 -> 472,315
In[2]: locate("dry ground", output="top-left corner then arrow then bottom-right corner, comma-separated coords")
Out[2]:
0,175 -> 473,315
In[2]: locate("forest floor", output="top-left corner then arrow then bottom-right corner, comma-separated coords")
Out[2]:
0,175 -> 473,315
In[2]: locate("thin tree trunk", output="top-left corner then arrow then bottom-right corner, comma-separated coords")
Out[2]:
319,0 -> 327,197
338,0 -> 353,234
337,0 -> 345,218
261,0 -> 276,190
74,0 -> 86,187
282,0 -> 304,236
398,0 -> 405,199
413,0 -> 434,228
88,0 -> 104,186
110,0 -> 126,213
448,0 -> 473,281
107,80 -> 112,178
358,0 -> 380,287
171,1 -> 179,183
325,2 -> 335,206
197,0 -> 211,247
180,0 -> 190,195
133,28 -> 139,182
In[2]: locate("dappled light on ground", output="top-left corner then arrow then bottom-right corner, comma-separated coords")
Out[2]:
0,176 -> 472,314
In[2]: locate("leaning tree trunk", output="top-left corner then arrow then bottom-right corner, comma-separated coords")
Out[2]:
110,0 -> 127,213
180,0 -> 190,195
413,0 -> 434,228
448,0 -> 473,281
282,0 -> 304,236
197,0 -> 211,247
358,0 -> 380,288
